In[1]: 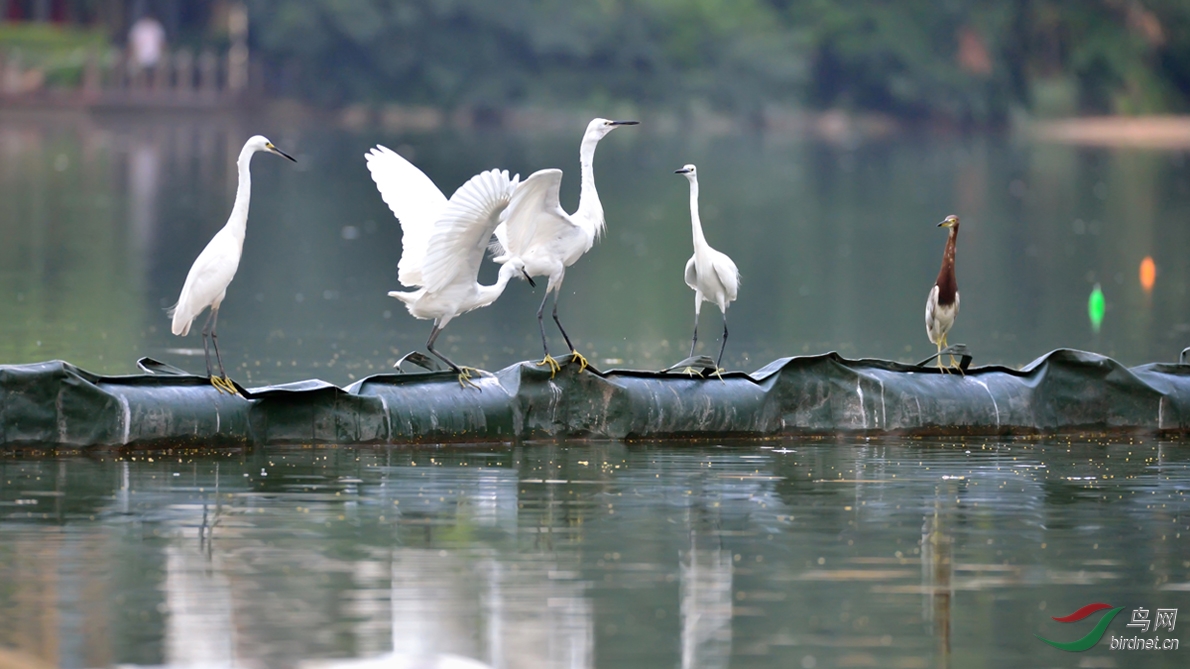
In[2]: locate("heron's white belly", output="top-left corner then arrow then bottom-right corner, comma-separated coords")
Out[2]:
926,299 -> 957,344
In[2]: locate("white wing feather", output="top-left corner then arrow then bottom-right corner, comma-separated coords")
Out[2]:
713,252 -> 740,303
493,168 -> 578,257
365,145 -> 448,288
683,255 -> 698,292
422,169 -> 520,293
170,229 -> 241,336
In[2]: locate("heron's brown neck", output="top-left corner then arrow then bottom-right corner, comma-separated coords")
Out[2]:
934,226 -> 958,306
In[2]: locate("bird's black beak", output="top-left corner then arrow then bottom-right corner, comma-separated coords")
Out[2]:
522,268 -> 536,288
268,144 -> 297,162
609,120 -> 639,126
675,168 -> 691,174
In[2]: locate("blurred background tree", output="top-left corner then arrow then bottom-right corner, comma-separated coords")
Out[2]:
244,0 -> 1190,121
2,0 -> 1188,121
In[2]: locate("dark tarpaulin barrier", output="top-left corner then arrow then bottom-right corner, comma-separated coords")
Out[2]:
2,349 -> 1189,449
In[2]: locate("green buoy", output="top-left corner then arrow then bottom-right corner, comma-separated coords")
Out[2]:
1089,283 -> 1105,333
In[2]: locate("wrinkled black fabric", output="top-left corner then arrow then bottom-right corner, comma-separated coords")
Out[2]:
2,349 -> 1188,448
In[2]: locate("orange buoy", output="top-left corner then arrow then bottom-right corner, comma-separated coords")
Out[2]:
1140,256 -> 1156,292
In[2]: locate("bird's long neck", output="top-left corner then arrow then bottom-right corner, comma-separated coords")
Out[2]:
575,135 -> 605,240
935,226 -> 958,305
471,263 -> 519,311
687,177 -> 708,249
226,145 -> 255,240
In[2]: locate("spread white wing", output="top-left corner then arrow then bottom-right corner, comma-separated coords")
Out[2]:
493,168 -> 577,259
422,169 -> 520,293
365,145 -> 447,287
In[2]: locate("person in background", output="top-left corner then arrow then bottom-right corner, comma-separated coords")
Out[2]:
129,13 -> 167,87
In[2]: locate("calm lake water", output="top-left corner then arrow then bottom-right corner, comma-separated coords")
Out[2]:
1,439 -> 1189,668
1,110 -> 1188,385
2,111 -> 1189,667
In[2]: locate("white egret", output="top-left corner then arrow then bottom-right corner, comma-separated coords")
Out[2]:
925,214 -> 961,372
169,134 -> 295,394
675,164 -> 739,373
491,117 -> 639,375
366,146 -> 525,387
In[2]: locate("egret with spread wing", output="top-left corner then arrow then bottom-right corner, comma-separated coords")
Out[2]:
675,164 -> 739,373
366,147 -> 524,387
169,135 -> 295,394
491,118 -> 638,375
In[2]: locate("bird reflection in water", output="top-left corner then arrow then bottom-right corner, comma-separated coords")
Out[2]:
921,489 -> 955,669
680,502 -> 734,669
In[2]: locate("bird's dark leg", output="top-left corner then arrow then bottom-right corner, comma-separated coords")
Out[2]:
552,294 -> 588,373
208,308 -> 238,394
199,307 -> 217,379
425,324 -> 457,372
535,290 -> 561,377
201,308 -> 232,393
680,300 -> 704,377
209,308 -> 226,379
716,312 -> 729,370
552,296 -> 575,351
536,290 -> 551,358
426,324 -> 478,389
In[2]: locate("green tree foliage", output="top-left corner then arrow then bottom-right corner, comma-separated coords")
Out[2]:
242,0 -> 1190,119
783,0 -> 1190,120
246,0 -> 807,111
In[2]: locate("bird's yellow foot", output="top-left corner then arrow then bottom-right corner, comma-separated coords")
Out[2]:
457,367 -> 481,390
211,376 -> 239,395
536,354 -> 562,378
682,366 -> 703,377
712,367 -> 726,381
568,350 -> 590,374
948,355 -> 965,376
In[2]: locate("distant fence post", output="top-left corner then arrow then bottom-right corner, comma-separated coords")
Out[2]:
173,48 -> 194,99
0,38 -> 247,106
151,53 -> 168,93
198,48 -> 218,99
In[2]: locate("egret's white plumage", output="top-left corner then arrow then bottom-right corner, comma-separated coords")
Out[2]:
168,134 -> 294,391
676,164 -> 739,369
364,145 -> 448,288
491,117 -> 638,373
366,146 -> 522,384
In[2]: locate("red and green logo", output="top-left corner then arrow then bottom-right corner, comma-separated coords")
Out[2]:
1036,603 -> 1125,651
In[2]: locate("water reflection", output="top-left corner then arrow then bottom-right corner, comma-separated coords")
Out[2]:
1,439 -> 1188,668
2,112 -> 1188,383
679,508 -> 732,669
921,492 -> 953,669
